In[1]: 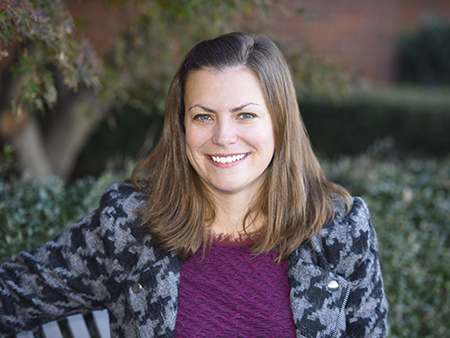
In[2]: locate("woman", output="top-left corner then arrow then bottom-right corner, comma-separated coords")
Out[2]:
0,33 -> 388,337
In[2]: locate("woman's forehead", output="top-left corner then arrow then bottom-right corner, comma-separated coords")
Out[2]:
184,68 -> 266,111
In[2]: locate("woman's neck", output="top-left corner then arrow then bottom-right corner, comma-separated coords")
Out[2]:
209,191 -> 260,237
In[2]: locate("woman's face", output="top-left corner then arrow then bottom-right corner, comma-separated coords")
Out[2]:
184,67 -> 275,200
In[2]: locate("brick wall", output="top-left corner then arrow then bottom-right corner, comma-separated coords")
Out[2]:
270,0 -> 450,84
67,0 -> 450,85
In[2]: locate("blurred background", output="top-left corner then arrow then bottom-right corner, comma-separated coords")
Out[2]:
1,1 -> 449,337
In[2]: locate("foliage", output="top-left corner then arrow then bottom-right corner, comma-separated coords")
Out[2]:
398,20 -> 450,85
321,155 -> 450,338
0,0 -> 102,113
281,41 -> 359,98
0,162 -> 132,262
298,87 -> 450,158
2,155 -> 450,337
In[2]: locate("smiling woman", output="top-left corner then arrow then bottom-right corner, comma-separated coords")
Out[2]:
0,33 -> 388,338
132,33 -> 349,261
184,68 -> 274,203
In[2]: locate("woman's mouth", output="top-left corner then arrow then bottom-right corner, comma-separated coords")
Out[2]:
209,153 -> 247,164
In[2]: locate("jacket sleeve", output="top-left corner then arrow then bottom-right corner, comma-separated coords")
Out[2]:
0,182 -> 143,336
337,197 -> 389,337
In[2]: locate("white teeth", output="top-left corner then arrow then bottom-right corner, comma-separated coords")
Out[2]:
211,154 -> 246,163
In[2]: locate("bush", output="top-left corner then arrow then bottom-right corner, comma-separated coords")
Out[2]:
1,155 -> 450,337
321,155 -> 450,338
299,87 -> 450,158
398,21 -> 450,85
0,164 -> 132,262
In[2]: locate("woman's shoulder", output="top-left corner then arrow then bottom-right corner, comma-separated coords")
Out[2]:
53,182 -> 148,250
99,181 -> 145,211
94,181 -> 149,235
92,182 -> 145,223
294,197 -> 378,277
321,196 -> 372,245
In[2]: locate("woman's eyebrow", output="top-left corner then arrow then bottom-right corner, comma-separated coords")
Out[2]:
188,104 -> 215,113
230,102 -> 261,112
188,102 -> 261,113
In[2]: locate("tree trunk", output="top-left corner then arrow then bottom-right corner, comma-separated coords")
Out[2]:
44,87 -> 110,180
7,113 -> 53,178
0,86 -> 109,180
0,75 -> 53,178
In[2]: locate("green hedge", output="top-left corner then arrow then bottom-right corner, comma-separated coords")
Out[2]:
0,165 -> 131,262
398,21 -> 450,85
299,88 -> 450,158
321,155 -> 450,337
1,155 -> 450,337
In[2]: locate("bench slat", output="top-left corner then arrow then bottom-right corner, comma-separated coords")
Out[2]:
42,320 -> 64,338
66,313 -> 91,338
16,310 -> 110,338
92,309 -> 110,338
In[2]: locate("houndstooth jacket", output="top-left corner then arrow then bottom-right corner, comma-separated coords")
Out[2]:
0,182 -> 388,338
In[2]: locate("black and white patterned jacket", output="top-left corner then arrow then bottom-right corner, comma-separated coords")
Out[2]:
0,182 -> 388,337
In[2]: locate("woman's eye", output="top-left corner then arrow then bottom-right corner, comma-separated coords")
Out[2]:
193,114 -> 212,122
238,113 -> 256,120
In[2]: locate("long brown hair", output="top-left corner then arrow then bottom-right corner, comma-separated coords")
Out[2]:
129,32 -> 351,261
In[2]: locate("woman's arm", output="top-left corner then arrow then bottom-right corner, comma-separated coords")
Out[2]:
0,183 -> 143,335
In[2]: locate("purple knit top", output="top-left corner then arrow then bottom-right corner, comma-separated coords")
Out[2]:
175,235 -> 296,337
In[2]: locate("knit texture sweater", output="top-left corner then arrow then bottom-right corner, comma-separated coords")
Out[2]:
175,235 -> 296,337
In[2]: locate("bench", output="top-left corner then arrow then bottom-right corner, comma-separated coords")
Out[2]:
16,309 -> 110,338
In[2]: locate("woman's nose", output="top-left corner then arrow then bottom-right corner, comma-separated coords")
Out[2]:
211,119 -> 238,147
